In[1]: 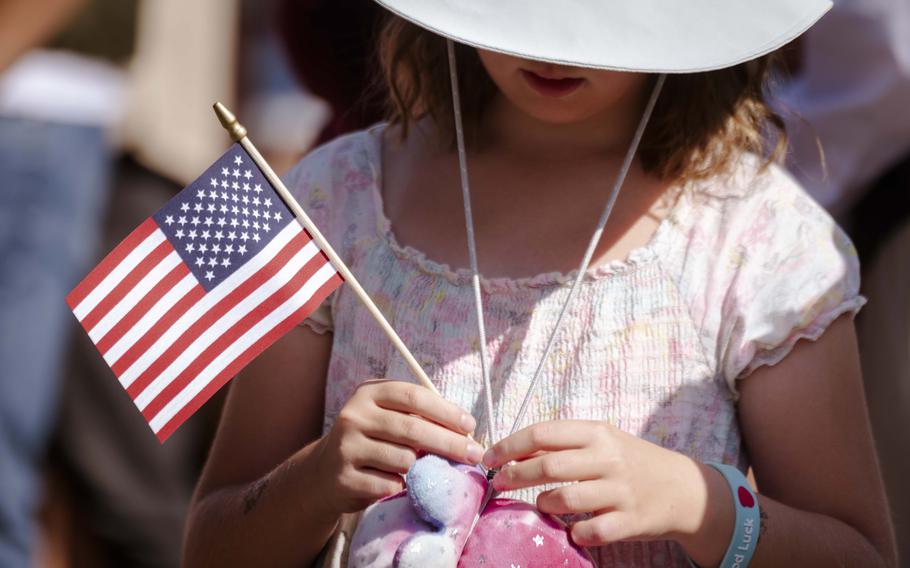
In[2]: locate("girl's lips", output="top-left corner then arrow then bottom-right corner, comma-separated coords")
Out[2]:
520,69 -> 585,97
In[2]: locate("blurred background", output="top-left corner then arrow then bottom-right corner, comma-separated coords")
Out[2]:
0,0 -> 907,566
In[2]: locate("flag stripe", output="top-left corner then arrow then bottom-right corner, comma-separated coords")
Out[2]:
71,226 -> 166,320
140,251 -> 329,420
151,264 -> 343,439
78,237 -> 172,330
96,263 -> 193,356
88,251 -> 183,343
109,282 -> 205,374
115,223 -> 302,388
67,218 -> 158,310
131,236 -> 318,407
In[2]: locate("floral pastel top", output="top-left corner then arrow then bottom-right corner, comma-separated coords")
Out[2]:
285,124 -> 864,567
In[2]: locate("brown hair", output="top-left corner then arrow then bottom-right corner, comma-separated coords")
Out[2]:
376,15 -> 787,184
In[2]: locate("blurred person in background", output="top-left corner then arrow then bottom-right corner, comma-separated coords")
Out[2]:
778,0 -> 910,561
0,0 -> 133,565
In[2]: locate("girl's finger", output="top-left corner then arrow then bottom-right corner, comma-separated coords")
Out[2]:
570,512 -> 630,548
350,466 -> 406,500
358,438 -> 419,474
371,381 -> 477,435
483,421 -> 594,468
492,449 -> 602,491
536,480 -> 627,516
365,411 -> 484,465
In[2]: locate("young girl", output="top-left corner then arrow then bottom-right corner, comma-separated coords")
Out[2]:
184,1 -> 897,566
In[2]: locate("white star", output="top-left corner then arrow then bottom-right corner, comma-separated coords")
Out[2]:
191,216 -> 200,226
241,219 -> 250,229
178,216 -> 187,225
212,243 -> 221,254
221,257 -> 231,268
221,179 -> 229,189
263,210 -> 271,221
252,196 -> 260,206
242,182 -> 250,192
252,209 -> 260,219
253,184 -> 263,194
231,205 -> 240,215
180,202 -> 190,212
185,243 -> 195,253
242,208 -> 250,217
205,271 -> 214,281
164,215 -> 174,225
214,230 -> 224,240
227,231 -> 237,240
220,204 -> 228,214
197,189 -> 206,199
252,233 -> 261,243
238,245 -> 247,255
261,223 -> 270,233
264,198 -> 272,208
210,177 -> 218,187
201,230 -> 211,240
207,203 -> 216,213
175,229 -> 185,239
209,189 -> 218,200
242,195 -> 250,205
223,190 -> 231,199
224,244 -> 234,254
203,217 -> 213,227
188,229 -> 198,239
230,218 -> 239,228
243,169 -> 252,180
234,155 -> 243,166
532,535 -> 544,547
231,182 -> 238,191
232,168 -> 240,178
221,167 -> 230,176
240,232 -> 249,242
198,243 -> 208,253
208,257 -> 217,267
252,221 -> 260,231
231,193 -> 239,203
193,203 -> 203,213
195,257 -> 205,267
274,212 -> 282,223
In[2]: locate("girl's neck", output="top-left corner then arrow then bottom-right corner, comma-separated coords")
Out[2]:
478,88 -> 648,161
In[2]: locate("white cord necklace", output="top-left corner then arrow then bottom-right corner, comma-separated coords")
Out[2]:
445,40 -> 666,447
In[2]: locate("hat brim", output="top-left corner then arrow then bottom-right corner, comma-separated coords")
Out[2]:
373,0 -> 831,73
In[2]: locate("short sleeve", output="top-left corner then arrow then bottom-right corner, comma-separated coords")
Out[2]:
281,130 -> 374,335
716,169 -> 865,393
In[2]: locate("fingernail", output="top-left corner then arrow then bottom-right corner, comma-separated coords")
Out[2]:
460,413 -> 477,433
466,443 -> 484,464
482,449 -> 497,468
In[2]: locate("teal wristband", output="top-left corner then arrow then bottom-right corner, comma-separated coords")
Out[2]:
696,462 -> 759,568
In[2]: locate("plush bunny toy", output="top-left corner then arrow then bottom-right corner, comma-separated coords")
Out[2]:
348,455 -> 595,567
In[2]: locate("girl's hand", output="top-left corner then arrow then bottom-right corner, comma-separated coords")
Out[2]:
314,380 -> 482,515
482,420 -> 714,549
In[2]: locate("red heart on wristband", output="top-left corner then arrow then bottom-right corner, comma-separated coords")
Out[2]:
737,486 -> 755,508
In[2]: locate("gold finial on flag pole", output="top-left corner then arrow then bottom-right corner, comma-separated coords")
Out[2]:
211,102 -> 443,398
213,102 -> 247,142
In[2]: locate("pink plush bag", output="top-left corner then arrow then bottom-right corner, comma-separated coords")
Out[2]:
341,455 -> 594,568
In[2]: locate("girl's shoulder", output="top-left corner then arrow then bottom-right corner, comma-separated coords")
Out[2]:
664,152 -> 864,394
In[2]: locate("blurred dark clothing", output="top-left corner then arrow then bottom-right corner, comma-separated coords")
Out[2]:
50,158 -> 222,568
50,0 -> 138,63
278,0 -> 385,144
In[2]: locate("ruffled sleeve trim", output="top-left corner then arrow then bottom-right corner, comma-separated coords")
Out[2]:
730,294 -> 866,396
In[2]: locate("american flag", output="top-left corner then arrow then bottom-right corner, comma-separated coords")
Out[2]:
66,145 -> 343,441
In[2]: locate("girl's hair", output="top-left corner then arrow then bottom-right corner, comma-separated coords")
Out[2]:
376,15 -> 787,184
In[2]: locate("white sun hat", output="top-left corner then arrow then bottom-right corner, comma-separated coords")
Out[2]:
373,0 -> 832,73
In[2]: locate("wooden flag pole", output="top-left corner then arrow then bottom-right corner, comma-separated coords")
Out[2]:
213,102 -> 439,395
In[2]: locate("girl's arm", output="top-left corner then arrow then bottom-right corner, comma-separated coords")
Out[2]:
713,314 -> 897,567
183,326 -> 338,567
